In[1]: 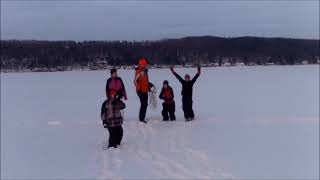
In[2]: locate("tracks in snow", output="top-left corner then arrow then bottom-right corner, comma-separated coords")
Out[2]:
98,120 -> 235,179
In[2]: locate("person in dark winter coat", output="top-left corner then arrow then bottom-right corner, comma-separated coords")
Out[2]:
134,58 -> 154,123
159,80 -> 176,121
106,69 -> 128,101
101,91 -> 126,149
170,66 -> 201,121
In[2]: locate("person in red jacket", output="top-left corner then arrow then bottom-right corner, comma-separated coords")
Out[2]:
134,58 -> 153,123
159,80 -> 176,121
106,68 -> 127,101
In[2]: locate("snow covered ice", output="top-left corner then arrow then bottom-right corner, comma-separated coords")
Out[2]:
1,65 -> 319,179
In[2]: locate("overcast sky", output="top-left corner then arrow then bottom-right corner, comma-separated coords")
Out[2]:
1,1 -> 319,41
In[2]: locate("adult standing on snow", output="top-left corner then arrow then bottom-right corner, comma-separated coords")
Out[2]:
134,58 -> 153,123
106,68 -> 128,101
170,66 -> 201,121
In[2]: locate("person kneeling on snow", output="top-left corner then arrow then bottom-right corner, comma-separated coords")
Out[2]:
170,66 -> 201,121
159,80 -> 176,121
101,91 -> 126,149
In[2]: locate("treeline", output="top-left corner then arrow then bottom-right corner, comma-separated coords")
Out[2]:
1,36 -> 319,72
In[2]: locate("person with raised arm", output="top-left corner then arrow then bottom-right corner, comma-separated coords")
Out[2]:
170,66 -> 201,121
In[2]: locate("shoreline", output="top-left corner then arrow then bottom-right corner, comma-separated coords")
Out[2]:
1,64 -> 319,74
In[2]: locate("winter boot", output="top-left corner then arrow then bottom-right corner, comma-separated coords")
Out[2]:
140,119 -> 147,123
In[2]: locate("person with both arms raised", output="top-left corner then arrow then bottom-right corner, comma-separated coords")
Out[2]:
170,66 -> 201,121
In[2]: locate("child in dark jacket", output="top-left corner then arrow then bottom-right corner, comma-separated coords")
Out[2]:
101,91 -> 126,149
170,66 -> 201,121
159,80 -> 176,121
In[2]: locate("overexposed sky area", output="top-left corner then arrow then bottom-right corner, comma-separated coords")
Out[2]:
1,1 -> 319,41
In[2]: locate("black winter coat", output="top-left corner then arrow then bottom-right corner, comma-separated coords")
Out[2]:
173,72 -> 200,98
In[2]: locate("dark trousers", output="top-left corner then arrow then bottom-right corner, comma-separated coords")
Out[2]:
137,91 -> 148,121
162,102 -> 176,121
107,126 -> 123,148
182,97 -> 194,119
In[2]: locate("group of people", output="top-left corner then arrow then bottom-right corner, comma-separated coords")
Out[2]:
101,58 -> 201,148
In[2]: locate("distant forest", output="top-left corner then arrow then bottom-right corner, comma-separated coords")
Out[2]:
1,36 -> 319,72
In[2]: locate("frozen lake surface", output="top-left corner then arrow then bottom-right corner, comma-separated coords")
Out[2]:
1,65 -> 319,179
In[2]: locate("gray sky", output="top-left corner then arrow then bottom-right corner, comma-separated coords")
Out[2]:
1,1 -> 319,41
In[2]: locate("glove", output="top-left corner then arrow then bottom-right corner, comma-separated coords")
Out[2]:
170,67 -> 174,72
197,66 -> 201,74
102,120 -> 108,128
148,82 -> 154,92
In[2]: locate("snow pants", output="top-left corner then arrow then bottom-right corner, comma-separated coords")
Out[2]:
182,97 -> 194,119
162,102 -> 176,121
107,126 -> 123,148
137,91 -> 148,121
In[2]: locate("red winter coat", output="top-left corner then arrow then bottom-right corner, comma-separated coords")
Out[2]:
134,68 -> 149,93
106,77 -> 127,100
159,86 -> 174,103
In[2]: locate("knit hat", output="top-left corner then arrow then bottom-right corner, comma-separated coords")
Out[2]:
163,80 -> 169,85
138,58 -> 148,66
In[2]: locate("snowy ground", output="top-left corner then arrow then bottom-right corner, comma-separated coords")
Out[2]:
1,65 -> 319,179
